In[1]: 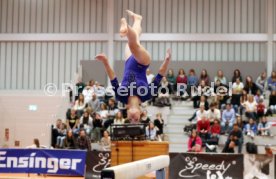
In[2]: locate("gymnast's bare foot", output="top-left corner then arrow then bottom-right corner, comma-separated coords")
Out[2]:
120,18 -> 128,37
159,49 -> 171,76
165,48 -> 172,61
126,10 -> 142,21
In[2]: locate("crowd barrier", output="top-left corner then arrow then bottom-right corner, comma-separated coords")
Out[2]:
1,148 -> 275,179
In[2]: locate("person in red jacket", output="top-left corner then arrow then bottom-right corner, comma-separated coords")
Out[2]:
210,119 -> 221,143
197,115 -> 211,141
188,129 -> 202,152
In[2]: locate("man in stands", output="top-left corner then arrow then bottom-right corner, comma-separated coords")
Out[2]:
222,123 -> 243,153
77,129 -> 91,151
221,103 -> 236,134
88,93 -> 101,112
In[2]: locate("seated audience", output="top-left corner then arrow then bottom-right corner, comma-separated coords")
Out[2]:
222,124 -> 243,153
244,76 -> 258,95
221,103 -> 236,133
66,109 -> 80,135
188,104 -> 208,122
99,103 -> 108,122
207,102 -> 221,123
27,138 -> 40,148
64,130 -> 77,149
140,110 -> 150,124
73,93 -> 86,116
94,81 -> 106,101
77,129 -> 91,151
244,118 -> 258,137
154,113 -> 164,136
267,71 -> 276,91
269,90 -> 276,114
100,130 -> 111,151
92,113 -> 103,142
255,72 -> 267,94
114,111 -> 125,125
88,93 -> 101,112
244,95 -> 257,120
197,115 -> 210,141
56,123 -> 67,148
75,79 -> 86,100
258,116 -> 271,136
254,89 -> 263,103
236,115 -> 244,129
210,119 -> 221,140
214,70 -> 227,85
256,98 -> 266,119
192,81 -> 209,109
146,68 -> 155,84
176,68 -> 187,97
82,81 -> 94,104
239,90 -> 248,115
146,122 -> 158,140
187,69 -> 199,96
231,77 -> 244,113
232,69 -> 243,83
166,69 -> 176,94
199,69 -> 210,86
52,118 -> 62,147
155,77 -> 171,106
104,98 -> 118,129
79,111 -> 93,135
214,79 -> 229,109
188,129 -> 202,152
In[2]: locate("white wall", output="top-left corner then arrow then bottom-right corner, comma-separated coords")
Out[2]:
0,0 -> 275,89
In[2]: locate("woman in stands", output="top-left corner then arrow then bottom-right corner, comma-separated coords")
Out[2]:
140,110 -> 151,124
199,69 -> 210,86
244,76 -> 258,95
232,69 -> 243,83
244,95 -> 257,120
96,10 -> 171,123
176,68 -> 188,88
267,71 -> 276,91
113,111 -> 125,125
255,71 -> 267,94
154,113 -> 164,137
64,130 -> 77,149
166,69 -> 176,94
187,129 -> 202,152
214,70 -> 227,85
66,108 -> 80,135
74,93 -> 86,117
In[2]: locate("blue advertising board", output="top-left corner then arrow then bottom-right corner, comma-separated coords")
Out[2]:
0,149 -> 86,176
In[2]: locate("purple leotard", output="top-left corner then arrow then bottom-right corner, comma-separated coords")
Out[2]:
111,55 -> 163,104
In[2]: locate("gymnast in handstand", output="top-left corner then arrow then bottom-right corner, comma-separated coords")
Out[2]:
96,10 -> 171,122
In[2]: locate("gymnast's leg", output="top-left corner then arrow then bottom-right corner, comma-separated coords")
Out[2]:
120,10 -> 151,66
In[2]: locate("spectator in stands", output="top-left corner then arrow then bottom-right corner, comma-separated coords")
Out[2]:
244,118 -> 258,137
166,69 -> 176,94
94,81 -> 106,101
140,110 -> 150,124
244,95 -> 257,120
199,69 -> 210,86
75,78 -> 86,100
146,122 -> 158,140
176,68 -> 187,84
100,130 -> 111,151
154,113 -> 164,136
210,119 -> 221,140
254,89 -> 264,103
240,90 -> 248,115
197,115 -> 210,141
77,129 -> 91,151
188,103 -> 208,122
222,123 -> 243,153
192,80 -> 210,109
107,98 -> 119,120
267,71 -> 276,91
74,93 -> 86,117
231,77 -> 244,113
156,77 -> 171,106
188,129 -> 202,152
114,111 -> 125,125
256,98 -> 266,119
255,72 -> 267,94
27,138 -> 40,148
82,81 -> 95,104
187,69 -> 199,96
92,113 -> 103,142
214,79 -> 229,109
88,93 -> 101,112
56,123 -> 67,148
221,103 -> 236,134
214,70 -> 227,85
207,102 -> 221,123
64,130 -> 77,149
236,115 -> 244,129
99,103 -> 108,122
244,76 -> 258,95
146,68 -> 155,84
269,90 -> 276,114
258,116 -> 271,136
66,109 -> 80,135
79,111 -> 93,136
51,119 -> 62,147
232,69 -> 243,83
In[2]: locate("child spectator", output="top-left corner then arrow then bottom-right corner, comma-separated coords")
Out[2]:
188,129 -> 202,152
244,118 -> 258,137
258,116 -> 271,136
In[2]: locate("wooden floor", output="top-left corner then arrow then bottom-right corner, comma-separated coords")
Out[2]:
0,174 -> 83,179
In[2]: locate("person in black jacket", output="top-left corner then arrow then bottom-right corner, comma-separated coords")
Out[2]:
64,130 -> 77,149
244,76 -> 258,95
154,113 -> 164,136
222,124 -> 243,153
269,90 -> 276,114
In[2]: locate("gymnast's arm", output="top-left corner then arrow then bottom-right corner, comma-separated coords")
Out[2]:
95,54 -> 116,81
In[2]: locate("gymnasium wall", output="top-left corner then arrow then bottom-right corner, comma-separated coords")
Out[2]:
0,0 -> 275,90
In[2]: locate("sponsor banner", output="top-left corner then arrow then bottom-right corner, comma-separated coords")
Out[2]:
169,153 -> 243,179
0,149 -> 86,176
244,154 -> 274,179
85,151 -> 111,179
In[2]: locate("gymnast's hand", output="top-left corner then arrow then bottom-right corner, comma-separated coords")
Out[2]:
95,53 -> 108,64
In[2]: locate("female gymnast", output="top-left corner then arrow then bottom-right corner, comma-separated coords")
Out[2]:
95,10 -> 171,122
